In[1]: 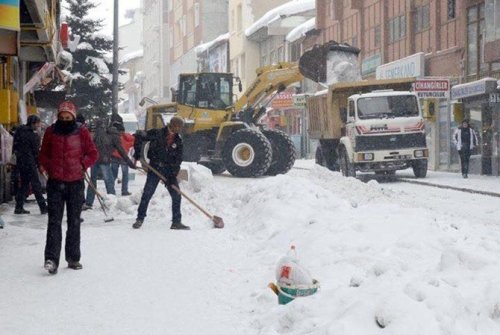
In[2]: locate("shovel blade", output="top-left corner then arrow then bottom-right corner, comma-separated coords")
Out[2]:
212,216 -> 224,229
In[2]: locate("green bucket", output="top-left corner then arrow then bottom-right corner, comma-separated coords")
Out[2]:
277,280 -> 319,305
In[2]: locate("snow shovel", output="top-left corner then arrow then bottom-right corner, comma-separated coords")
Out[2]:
84,172 -> 114,223
138,163 -> 224,229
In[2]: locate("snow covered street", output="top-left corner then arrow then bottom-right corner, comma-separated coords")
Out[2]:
1,160 -> 500,334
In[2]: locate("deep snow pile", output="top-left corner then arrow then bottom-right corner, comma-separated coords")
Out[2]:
1,162 -> 500,334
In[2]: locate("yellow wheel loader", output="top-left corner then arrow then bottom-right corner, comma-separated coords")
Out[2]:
144,41 -> 360,177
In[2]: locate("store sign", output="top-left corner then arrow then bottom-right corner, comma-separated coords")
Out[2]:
0,0 -> 20,31
415,79 -> 450,99
451,78 -> 497,100
272,92 -> 294,109
292,94 -> 308,108
489,93 -> 500,103
361,54 -> 381,76
376,52 -> 425,79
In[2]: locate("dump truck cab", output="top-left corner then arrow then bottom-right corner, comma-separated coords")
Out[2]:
340,91 -> 428,176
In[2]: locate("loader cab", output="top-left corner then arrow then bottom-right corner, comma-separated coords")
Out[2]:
177,73 -> 234,110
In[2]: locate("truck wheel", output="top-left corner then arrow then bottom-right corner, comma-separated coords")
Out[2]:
413,159 -> 428,178
340,148 -> 356,177
222,129 -> 272,177
199,162 -> 226,175
315,146 -> 325,166
262,129 -> 296,176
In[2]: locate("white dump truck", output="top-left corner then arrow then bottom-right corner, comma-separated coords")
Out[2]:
308,77 -> 428,178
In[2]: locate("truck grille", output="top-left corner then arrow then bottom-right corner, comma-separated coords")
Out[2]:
355,133 -> 426,151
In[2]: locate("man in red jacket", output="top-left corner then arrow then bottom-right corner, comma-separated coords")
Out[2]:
39,101 -> 98,275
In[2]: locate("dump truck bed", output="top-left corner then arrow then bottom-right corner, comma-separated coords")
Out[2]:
307,77 -> 416,140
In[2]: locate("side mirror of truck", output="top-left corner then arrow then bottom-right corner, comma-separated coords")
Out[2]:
340,107 -> 347,123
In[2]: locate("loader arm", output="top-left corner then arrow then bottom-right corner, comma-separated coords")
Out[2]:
234,62 -> 304,114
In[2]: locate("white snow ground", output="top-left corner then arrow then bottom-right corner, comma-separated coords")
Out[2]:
1,160 -> 500,335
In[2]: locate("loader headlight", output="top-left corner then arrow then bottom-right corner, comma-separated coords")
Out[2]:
357,152 -> 374,161
414,149 -> 428,158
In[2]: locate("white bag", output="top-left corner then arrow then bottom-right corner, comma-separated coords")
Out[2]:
275,246 -> 313,287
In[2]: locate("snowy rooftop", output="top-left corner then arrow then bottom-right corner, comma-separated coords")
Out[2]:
286,17 -> 316,43
119,49 -> 144,64
195,33 -> 230,55
245,0 -> 316,37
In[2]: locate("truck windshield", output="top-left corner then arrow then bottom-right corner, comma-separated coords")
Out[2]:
357,95 -> 419,120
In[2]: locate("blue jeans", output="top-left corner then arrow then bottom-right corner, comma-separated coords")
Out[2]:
137,167 -> 181,223
85,164 -> 115,206
111,161 -> 129,194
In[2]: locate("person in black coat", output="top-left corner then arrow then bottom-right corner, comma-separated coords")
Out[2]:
453,119 -> 479,178
13,115 -> 48,214
132,116 -> 188,230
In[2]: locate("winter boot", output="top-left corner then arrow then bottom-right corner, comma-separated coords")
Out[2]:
14,208 -> 30,214
170,222 -> 191,230
132,219 -> 144,229
40,207 -> 48,215
82,204 -> 93,211
68,261 -> 83,270
44,260 -> 58,275
122,191 -> 132,196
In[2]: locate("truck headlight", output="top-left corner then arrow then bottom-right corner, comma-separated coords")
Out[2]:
357,153 -> 374,161
414,149 -> 428,158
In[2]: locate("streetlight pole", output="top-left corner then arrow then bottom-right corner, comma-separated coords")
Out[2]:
112,0 -> 119,115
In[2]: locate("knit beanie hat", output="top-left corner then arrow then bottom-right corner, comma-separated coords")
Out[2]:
58,101 -> 77,119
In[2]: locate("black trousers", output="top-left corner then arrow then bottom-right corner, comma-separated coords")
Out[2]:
15,165 -> 46,211
458,148 -> 471,175
44,179 -> 84,266
137,168 -> 181,223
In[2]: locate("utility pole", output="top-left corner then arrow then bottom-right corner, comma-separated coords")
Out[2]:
112,0 -> 119,115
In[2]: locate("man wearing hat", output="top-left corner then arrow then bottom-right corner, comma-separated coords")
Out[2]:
39,101 -> 98,275
12,114 -> 48,215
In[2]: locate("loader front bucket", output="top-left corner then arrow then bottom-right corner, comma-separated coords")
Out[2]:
299,40 -> 361,85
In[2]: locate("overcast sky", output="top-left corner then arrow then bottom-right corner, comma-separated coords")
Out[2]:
62,0 -> 141,36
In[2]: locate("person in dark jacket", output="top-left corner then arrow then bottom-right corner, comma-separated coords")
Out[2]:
453,119 -> 479,178
132,116 -> 188,230
12,115 -> 47,214
83,119 -> 136,209
39,101 -> 98,274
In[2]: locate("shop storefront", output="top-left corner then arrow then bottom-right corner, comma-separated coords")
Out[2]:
451,78 -> 500,176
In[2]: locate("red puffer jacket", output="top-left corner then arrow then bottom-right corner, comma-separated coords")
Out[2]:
39,124 -> 98,182
111,132 -> 135,160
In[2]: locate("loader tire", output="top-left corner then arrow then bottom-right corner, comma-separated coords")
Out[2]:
222,128 -> 272,177
262,129 -> 296,176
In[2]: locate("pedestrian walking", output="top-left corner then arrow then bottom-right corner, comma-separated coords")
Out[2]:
82,119 -> 135,210
453,119 -> 479,178
132,116 -> 189,230
39,101 -> 98,274
110,121 -> 135,196
12,115 -> 47,215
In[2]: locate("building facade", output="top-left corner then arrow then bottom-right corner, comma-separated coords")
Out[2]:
315,0 -> 500,175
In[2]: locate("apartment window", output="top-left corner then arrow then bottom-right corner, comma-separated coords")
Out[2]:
261,55 -> 268,66
290,43 -> 301,62
447,0 -> 456,19
414,4 -> 430,32
194,3 -> 200,27
467,3 -> 487,76
374,25 -> 381,47
240,54 -> 246,79
181,15 -> 187,36
388,15 -> 406,42
270,50 -> 277,64
237,4 -> 242,32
